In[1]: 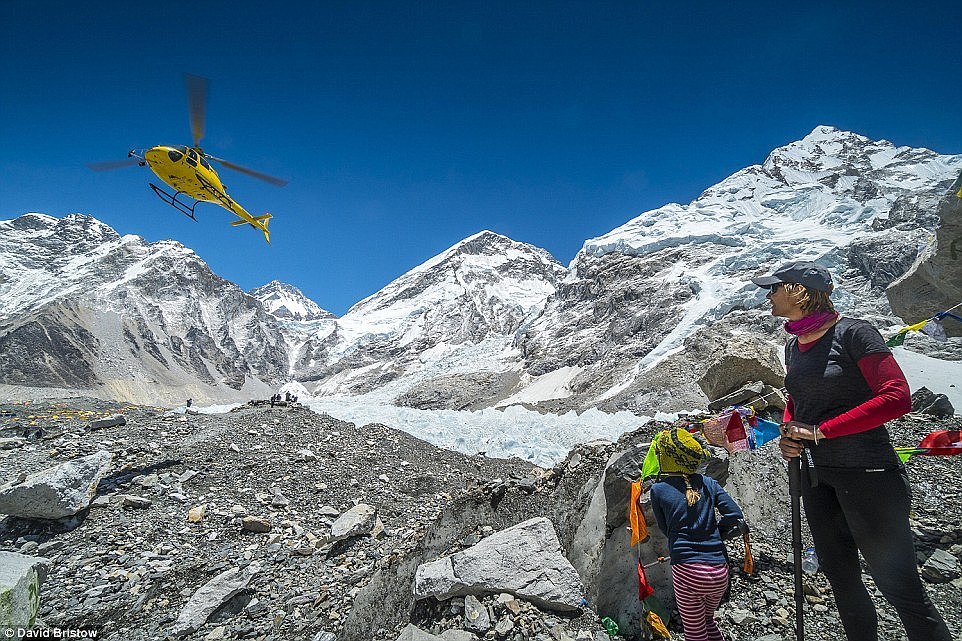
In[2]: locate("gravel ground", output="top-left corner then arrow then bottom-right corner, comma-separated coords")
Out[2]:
1,398 -> 959,641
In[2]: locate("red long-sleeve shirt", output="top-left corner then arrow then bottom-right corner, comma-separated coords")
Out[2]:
783,351 -> 911,439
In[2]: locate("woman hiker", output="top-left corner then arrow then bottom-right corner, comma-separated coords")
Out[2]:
649,428 -> 745,641
753,260 -> 952,641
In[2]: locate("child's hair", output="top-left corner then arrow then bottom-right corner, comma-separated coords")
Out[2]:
784,283 -> 835,314
682,474 -> 700,506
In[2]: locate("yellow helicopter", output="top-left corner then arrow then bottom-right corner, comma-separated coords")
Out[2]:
89,74 -> 286,244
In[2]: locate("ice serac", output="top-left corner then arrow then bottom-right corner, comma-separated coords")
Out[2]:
886,172 -> 962,337
0,214 -> 289,405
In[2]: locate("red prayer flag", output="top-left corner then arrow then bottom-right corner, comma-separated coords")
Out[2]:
638,560 -> 655,600
725,411 -> 747,442
917,430 -> 962,456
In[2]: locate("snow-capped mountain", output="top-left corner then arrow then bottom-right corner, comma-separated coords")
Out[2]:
249,280 -> 333,322
3,127 -> 960,412
289,231 -> 567,404
0,214 -> 288,405
517,126 -> 962,410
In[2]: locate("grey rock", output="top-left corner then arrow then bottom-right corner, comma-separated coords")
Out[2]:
911,387 -> 956,417
922,395 -> 955,418
921,548 -> 961,583
414,517 -> 585,612
0,450 -> 112,519
463,594 -> 490,633
170,563 -> 260,636
493,617 -> 514,635
397,624 -> 445,641
0,437 -> 27,450
88,414 -> 127,430
329,503 -> 377,543
0,552 -> 51,629
888,175 -> 962,338
121,495 -> 152,509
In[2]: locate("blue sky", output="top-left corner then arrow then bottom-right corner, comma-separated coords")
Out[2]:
2,2 -> 961,315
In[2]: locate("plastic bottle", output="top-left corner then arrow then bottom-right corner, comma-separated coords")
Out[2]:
601,616 -> 619,637
801,546 -> 819,573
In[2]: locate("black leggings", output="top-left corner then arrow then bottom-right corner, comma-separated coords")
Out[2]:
802,465 -> 952,641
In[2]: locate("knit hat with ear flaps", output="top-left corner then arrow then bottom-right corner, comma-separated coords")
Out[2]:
656,428 -> 705,474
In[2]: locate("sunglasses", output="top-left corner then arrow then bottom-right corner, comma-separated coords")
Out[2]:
767,283 -> 784,293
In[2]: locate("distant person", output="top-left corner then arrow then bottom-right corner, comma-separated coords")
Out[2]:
270,394 -> 276,408
649,428 -> 744,641
753,261 -> 951,641
186,398 -> 192,412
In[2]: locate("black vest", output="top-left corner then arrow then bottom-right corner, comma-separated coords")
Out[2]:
785,317 -> 900,469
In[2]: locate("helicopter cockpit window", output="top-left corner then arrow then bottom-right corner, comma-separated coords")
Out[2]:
187,149 -> 198,160
199,157 -> 211,170
167,149 -> 184,162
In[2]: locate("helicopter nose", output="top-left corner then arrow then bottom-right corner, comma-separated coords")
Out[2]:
144,147 -> 166,165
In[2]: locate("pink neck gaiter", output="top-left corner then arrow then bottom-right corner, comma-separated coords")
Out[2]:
784,311 -> 838,336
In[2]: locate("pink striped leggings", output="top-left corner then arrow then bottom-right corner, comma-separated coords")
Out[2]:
671,562 -> 729,641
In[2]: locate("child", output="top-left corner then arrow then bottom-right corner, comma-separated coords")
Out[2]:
649,428 -> 744,641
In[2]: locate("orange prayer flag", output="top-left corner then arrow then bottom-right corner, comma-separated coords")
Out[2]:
629,480 -> 648,546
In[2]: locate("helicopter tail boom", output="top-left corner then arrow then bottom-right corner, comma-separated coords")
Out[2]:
230,212 -> 272,244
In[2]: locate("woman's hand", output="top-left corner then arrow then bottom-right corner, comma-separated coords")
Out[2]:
781,420 -> 817,441
778,435 -> 806,459
778,420 -> 819,460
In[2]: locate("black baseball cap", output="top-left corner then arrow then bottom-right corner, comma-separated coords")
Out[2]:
751,261 -> 834,293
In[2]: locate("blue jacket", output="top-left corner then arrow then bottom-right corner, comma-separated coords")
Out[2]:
650,474 -> 743,565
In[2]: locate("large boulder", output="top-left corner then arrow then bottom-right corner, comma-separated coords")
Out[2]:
329,503 -> 378,543
0,552 -> 51,629
887,174 -> 962,337
911,387 -> 955,417
0,450 -> 113,519
414,516 -> 584,612
707,380 -> 787,413
171,563 -> 260,636
568,446 -> 674,640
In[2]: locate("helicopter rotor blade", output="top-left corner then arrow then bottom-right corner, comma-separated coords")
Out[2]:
87,158 -> 141,171
185,73 -> 209,148
205,154 -> 288,187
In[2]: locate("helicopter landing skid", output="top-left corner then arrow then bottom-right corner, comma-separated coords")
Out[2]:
149,183 -> 199,221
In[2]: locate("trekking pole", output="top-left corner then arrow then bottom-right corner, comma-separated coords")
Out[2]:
642,556 -> 669,568
789,455 -> 805,641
